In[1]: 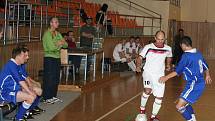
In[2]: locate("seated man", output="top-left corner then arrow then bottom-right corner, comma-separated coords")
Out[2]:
0,46 -> 38,121
18,45 -> 45,116
66,31 -> 82,73
134,36 -> 144,54
113,39 -> 136,71
125,36 -> 136,59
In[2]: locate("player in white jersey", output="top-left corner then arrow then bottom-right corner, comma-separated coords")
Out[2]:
125,36 -> 136,55
134,36 -> 144,54
113,39 -> 136,71
135,30 -> 172,121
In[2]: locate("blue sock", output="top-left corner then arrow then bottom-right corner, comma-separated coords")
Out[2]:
29,96 -> 40,110
186,105 -> 194,114
178,106 -> 192,120
16,102 -> 31,119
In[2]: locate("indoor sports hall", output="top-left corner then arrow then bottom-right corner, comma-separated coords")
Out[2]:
0,0 -> 214,121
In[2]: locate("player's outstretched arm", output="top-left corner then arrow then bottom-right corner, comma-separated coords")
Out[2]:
166,57 -> 172,71
136,55 -> 143,72
159,71 -> 177,83
205,70 -> 212,84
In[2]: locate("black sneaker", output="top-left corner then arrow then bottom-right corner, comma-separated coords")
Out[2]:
24,112 -> 34,119
33,106 -> 45,113
29,109 -> 41,115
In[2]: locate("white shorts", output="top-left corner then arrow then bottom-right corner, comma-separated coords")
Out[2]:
142,71 -> 165,97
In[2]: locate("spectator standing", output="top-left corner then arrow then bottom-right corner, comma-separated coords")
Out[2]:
80,17 -> 97,72
80,17 -> 97,49
42,17 -> 68,104
172,29 -> 184,67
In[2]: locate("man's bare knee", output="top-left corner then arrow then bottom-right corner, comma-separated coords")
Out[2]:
176,98 -> 188,110
176,103 -> 184,110
36,88 -> 42,96
144,88 -> 152,95
26,95 -> 35,104
33,87 -> 42,96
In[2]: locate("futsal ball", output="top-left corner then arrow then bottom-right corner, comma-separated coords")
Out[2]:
135,113 -> 147,121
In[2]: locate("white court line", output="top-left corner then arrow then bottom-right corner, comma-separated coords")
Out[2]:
95,91 -> 142,121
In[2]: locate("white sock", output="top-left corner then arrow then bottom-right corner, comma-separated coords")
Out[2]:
131,61 -> 136,70
192,114 -> 197,121
127,61 -> 136,71
151,98 -> 162,117
140,92 -> 150,113
187,119 -> 193,121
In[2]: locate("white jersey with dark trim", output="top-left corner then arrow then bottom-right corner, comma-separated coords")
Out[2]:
125,42 -> 135,54
139,43 -> 172,75
113,43 -> 126,61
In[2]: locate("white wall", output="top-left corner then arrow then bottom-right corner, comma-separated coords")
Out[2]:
86,0 -> 170,35
130,0 -> 170,35
85,0 -> 132,14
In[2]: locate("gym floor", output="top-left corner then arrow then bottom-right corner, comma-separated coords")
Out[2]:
51,60 -> 215,121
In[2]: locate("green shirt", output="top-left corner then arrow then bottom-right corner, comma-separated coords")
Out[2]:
42,29 -> 68,58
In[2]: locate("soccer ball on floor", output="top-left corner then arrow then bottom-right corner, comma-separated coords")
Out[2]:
135,113 -> 147,121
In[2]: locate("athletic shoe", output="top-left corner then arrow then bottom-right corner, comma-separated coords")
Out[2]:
43,98 -> 55,104
33,106 -> 45,113
13,117 -> 27,121
52,97 -> 63,103
149,116 -> 160,121
135,113 -> 147,121
29,109 -> 41,115
24,112 -> 34,119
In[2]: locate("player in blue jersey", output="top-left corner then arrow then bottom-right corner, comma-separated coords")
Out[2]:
159,36 -> 212,121
0,46 -> 37,121
17,45 -> 45,117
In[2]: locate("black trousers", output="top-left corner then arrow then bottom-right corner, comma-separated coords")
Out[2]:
69,55 -> 82,69
80,42 -> 93,72
42,57 -> 60,100
172,51 -> 183,66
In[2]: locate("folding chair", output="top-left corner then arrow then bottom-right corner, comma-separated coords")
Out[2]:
60,49 -> 75,84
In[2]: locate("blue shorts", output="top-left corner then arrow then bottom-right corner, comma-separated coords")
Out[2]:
180,80 -> 205,104
0,90 -> 19,104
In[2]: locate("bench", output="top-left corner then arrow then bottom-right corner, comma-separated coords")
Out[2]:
102,58 -> 130,72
